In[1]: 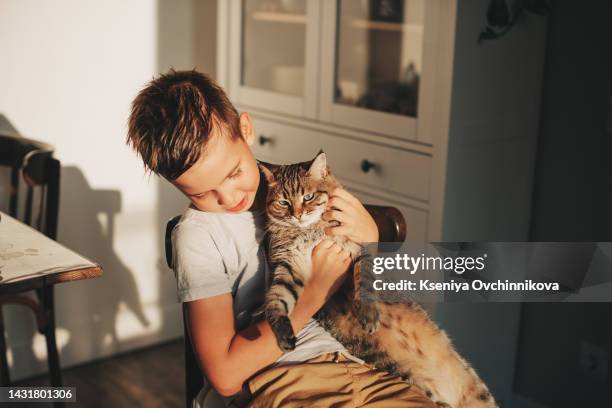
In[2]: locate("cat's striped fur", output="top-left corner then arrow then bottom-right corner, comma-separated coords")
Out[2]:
260,152 -> 498,408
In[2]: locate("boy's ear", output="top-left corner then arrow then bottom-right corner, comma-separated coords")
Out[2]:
308,150 -> 329,180
239,112 -> 255,145
258,161 -> 277,185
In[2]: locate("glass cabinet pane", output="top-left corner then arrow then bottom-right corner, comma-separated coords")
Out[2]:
242,0 -> 307,97
335,0 -> 424,117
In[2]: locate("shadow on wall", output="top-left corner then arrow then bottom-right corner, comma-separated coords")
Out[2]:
6,166 -> 151,378
0,113 -> 21,137
53,167 -> 150,356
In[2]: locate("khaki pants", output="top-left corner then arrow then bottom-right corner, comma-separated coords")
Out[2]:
243,352 -> 437,408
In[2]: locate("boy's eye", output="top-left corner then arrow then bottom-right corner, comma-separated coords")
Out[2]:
229,168 -> 242,179
303,193 -> 315,202
278,199 -> 290,207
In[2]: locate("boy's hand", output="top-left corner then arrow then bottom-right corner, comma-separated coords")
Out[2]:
305,240 -> 352,304
323,188 -> 379,243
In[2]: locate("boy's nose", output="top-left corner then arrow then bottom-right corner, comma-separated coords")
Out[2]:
215,189 -> 233,206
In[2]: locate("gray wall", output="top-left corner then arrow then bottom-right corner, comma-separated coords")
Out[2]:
516,0 -> 612,406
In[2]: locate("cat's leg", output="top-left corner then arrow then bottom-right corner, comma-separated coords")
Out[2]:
264,262 -> 304,352
352,253 -> 380,334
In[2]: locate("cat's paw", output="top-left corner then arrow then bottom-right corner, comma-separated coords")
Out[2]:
270,315 -> 297,352
356,302 -> 380,334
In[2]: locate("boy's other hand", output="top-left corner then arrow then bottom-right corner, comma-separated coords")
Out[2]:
323,188 -> 379,243
307,239 -> 352,304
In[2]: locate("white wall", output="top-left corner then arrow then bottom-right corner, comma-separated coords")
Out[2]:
0,0 -> 216,381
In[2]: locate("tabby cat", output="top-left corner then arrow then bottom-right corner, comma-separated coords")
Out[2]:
260,152 -> 498,408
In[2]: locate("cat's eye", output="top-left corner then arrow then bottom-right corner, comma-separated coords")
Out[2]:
278,199 -> 290,207
303,193 -> 315,202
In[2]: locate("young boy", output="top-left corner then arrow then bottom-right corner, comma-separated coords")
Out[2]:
127,70 -> 436,408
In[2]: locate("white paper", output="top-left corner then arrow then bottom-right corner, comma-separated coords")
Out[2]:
0,212 -> 97,284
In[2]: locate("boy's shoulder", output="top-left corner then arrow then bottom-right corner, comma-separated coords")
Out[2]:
175,205 -> 214,229
172,206 -> 211,238
173,206 -> 266,244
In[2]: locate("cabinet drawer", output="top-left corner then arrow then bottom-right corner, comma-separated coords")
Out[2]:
251,117 -> 325,164
252,117 -> 432,202
323,138 -> 431,203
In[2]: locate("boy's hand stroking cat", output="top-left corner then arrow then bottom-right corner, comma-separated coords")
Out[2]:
323,187 -> 379,243
309,239 -> 352,302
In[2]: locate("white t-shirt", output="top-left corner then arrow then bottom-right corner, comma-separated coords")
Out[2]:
172,205 -> 353,365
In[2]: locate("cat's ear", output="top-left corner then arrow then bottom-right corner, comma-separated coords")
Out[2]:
308,150 -> 329,180
258,161 -> 277,186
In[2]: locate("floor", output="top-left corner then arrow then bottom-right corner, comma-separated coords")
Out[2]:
15,339 -> 186,408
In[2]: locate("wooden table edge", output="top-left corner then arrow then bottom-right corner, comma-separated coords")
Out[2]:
44,265 -> 103,285
0,265 -> 103,295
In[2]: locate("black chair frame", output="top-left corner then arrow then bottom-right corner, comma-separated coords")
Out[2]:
0,134 -> 63,406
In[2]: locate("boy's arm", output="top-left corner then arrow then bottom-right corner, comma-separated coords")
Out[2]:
186,239 -> 351,397
186,290 -> 318,396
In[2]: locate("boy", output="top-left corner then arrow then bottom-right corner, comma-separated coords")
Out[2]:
127,69 -> 436,407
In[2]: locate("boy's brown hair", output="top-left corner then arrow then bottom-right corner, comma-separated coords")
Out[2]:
127,69 -> 241,180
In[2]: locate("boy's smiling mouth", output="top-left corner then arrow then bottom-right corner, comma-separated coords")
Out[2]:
227,195 -> 248,212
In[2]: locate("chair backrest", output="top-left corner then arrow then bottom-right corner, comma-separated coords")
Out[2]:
165,204 -> 406,408
0,134 -> 60,239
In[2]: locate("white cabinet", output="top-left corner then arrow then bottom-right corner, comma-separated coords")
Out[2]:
226,0 -> 439,143
222,0 -> 445,242
218,0 -> 546,244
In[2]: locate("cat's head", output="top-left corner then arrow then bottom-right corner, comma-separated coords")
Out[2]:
259,151 -> 338,228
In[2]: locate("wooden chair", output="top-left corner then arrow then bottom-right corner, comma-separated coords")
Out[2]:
165,204 -> 406,408
0,134 -> 62,392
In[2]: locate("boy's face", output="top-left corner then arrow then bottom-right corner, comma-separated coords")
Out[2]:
171,112 -> 261,213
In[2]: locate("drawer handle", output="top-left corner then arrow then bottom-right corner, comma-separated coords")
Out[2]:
360,159 -> 378,173
258,135 -> 273,146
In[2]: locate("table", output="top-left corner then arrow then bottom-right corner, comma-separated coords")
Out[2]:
0,211 -> 102,291
0,211 -> 103,403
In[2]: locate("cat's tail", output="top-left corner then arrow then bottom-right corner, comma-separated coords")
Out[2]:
456,368 -> 498,408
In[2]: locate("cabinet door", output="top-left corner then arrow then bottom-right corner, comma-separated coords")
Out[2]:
227,0 -> 320,118
319,0 -> 441,144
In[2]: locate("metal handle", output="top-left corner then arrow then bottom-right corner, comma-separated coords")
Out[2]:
360,159 -> 377,173
258,135 -> 273,146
